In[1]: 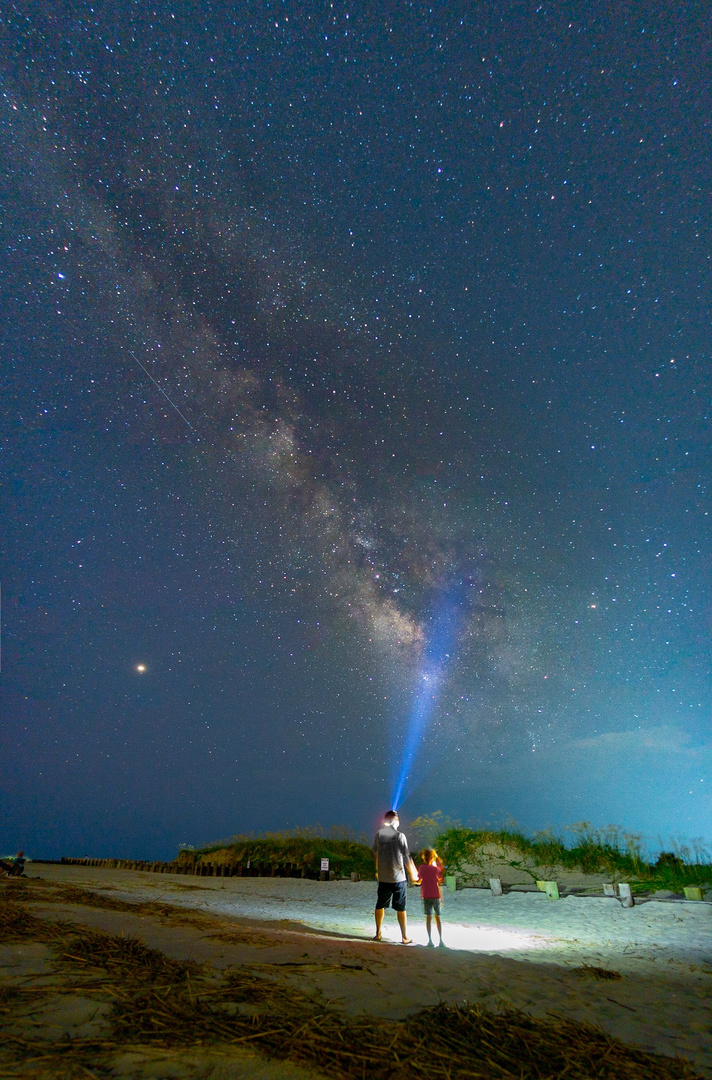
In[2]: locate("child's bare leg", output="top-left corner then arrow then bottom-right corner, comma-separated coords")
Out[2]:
435,913 -> 444,946
426,913 -> 433,944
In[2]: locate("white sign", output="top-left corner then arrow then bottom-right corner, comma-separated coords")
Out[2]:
320,858 -> 329,871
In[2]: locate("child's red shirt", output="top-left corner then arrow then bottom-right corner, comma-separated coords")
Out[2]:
417,862 -> 442,899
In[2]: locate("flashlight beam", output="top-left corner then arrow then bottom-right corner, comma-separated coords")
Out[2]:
391,593 -> 463,809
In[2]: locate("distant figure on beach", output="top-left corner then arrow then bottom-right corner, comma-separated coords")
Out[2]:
0,851 -> 25,877
417,847 -> 445,948
373,811 -> 418,944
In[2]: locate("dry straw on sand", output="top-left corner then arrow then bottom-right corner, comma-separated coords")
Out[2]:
0,880 -> 704,1080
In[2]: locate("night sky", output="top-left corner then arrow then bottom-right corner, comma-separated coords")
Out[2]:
2,2 -> 710,861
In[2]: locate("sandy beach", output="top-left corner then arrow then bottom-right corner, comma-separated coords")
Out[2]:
37,863 -> 712,970
1,863 -> 709,1078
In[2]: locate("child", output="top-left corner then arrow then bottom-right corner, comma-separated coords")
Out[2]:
417,848 -> 445,948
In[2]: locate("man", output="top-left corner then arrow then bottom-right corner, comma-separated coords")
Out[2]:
373,810 -> 418,943
0,851 -> 25,876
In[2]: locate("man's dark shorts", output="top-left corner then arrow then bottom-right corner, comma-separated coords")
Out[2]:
376,880 -> 407,912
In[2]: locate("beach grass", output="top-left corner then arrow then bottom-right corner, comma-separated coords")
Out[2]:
180,818 -> 711,893
182,825 -> 375,879
413,816 -> 712,893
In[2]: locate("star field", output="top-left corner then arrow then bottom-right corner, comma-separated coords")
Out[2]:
0,2 -> 710,858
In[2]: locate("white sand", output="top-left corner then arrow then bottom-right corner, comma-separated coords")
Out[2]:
12,866 -> 712,1076
29,866 -> 712,972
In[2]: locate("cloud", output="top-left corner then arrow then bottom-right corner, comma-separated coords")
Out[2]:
570,725 -> 695,754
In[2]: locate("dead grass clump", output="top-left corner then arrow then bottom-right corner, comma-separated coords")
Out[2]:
82,945 -> 700,1080
570,965 -> 623,981
105,990 -> 704,1079
58,928 -> 195,986
102,951 -> 326,1045
223,966 -> 325,1013
0,985 -> 28,1021
0,880 -> 34,904
0,902 -> 74,944
0,903 -> 41,942
50,883 -> 141,913
403,1002 -> 697,1080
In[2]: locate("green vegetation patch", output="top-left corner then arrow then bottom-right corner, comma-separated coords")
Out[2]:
180,826 -> 374,879
409,815 -> 712,893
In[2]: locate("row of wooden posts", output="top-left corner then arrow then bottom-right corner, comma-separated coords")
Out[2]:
59,857 -> 336,878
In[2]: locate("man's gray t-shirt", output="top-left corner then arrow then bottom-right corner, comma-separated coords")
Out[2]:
373,825 -> 410,883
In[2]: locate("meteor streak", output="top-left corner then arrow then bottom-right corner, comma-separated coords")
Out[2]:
129,351 -> 195,432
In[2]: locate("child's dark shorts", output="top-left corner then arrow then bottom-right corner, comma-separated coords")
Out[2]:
376,881 -> 408,912
422,897 -> 442,916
